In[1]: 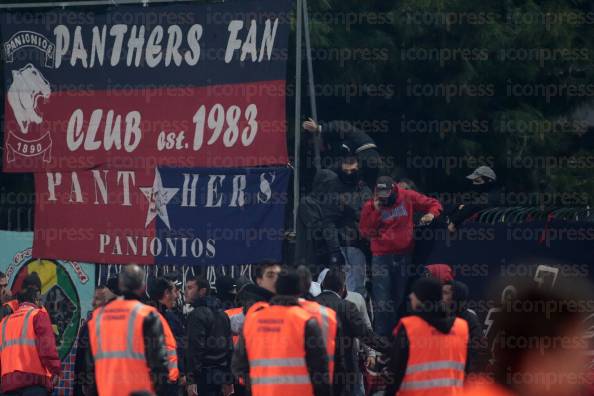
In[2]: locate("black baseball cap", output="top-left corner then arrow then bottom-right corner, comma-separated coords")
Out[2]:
375,176 -> 394,198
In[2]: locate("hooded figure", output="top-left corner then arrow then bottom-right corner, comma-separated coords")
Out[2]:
385,277 -> 471,395
295,169 -> 348,273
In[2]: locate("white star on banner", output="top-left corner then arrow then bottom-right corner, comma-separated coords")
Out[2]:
139,169 -> 179,230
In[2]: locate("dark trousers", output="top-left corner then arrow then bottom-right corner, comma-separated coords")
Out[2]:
4,386 -> 48,396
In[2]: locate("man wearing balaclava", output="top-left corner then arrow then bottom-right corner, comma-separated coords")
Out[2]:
448,165 -> 502,232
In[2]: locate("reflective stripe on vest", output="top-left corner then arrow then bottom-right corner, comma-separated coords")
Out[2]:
250,357 -> 306,367
166,349 -> 178,370
94,302 -> 145,361
400,378 -> 464,390
251,375 -> 311,385
405,360 -> 465,375
1,307 -> 36,350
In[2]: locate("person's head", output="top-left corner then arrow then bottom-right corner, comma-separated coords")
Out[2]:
337,155 -> 360,185
466,165 -> 496,185
321,268 -> 347,298
375,176 -> 397,207
104,276 -> 120,301
493,282 -> 592,396
254,261 -> 282,294
185,276 -> 210,303
0,271 -> 10,303
149,277 -> 179,309
118,264 -> 146,297
216,275 -> 237,297
17,273 -> 42,306
92,286 -> 107,309
410,277 -> 443,312
296,265 -> 312,296
275,269 -> 302,297
442,282 -> 454,308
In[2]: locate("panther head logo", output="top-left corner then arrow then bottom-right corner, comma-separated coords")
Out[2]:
7,63 -> 51,134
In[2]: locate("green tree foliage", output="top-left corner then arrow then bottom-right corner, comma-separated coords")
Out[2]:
297,0 -> 594,205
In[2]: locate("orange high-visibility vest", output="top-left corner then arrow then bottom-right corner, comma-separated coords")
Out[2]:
2,300 -> 19,315
0,305 -> 52,380
396,316 -> 468,396
244,305 -> 315,396
298,299 -> 337,378
225,307 -> 243,346
463,379 -> 516,396
157,312 -> 179,383
246,301 -> 269,316
88,299 -> 158,396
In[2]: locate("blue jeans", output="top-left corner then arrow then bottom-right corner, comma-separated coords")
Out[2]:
341,247 -> 367,298
371,254 -> 411,337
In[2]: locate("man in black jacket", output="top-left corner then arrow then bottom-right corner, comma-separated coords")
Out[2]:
185,276 -> 233,396
149,277 -> 187,395
444,280 -> 486,373
231,269 -> 331,396
303,118 -> 381,187
448,165 -> 502,232
386,277 -> 471,395
316,269 -> 387,396
84,265 -> 169,396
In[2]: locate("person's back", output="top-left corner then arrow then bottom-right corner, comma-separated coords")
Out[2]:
0,273 -> 61,395
188,294 -> 233,370
88,298 -> 161,396
86,265 -> 168,396
387,277 -> 468,396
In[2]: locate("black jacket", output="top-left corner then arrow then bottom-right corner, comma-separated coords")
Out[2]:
186,295 -> 233,385
84,295 -> 170,396
315,290 -> 388,396
320,120 -> 376,155
231,295 -> 332,396
386,309 -> 471,395
449,183 -> 504,226
237,284 -> 275,315
157,304 -> 186,376
295,170 -> 347,271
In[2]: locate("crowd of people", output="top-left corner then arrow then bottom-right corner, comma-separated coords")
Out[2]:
0,117 -> 590,396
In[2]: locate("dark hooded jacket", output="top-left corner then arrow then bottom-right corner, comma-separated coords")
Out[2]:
186,295 -> 233,386
385,307 -> 471,395
451,281 -> 485,373
295,169 -> 346,270
449,182 -> 504,226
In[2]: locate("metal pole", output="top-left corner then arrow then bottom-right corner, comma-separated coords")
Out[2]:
0,0 -> 192,9
293,0 -> 303,233
302,0 -> 321,171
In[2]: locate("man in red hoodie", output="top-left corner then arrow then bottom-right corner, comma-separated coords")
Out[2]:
359,176 -> 442,337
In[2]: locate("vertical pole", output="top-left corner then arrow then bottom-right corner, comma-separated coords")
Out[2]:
302,0 -> 321,171
293,0 -> 303,233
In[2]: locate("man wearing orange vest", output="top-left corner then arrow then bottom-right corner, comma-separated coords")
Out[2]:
85,265 -> 170,396
0,274 -> 62,395
386,277 -> 469,396
232,269 -> 332,396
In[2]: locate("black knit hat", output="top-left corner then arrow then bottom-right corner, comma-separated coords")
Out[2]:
411,277 -> 443,304
275,269 -> 301,297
